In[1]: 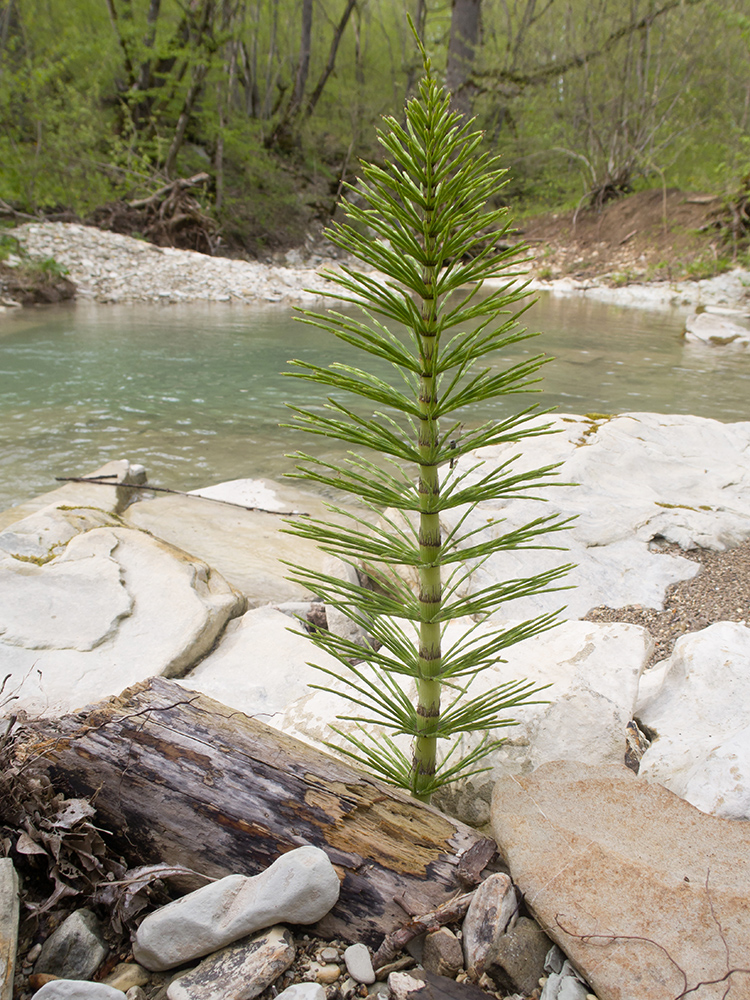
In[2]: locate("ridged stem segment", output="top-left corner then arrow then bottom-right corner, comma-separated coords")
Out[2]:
414,143 -> 441,802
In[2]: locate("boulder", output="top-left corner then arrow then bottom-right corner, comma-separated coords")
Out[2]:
0,509 -> 243,717
179,605 -> 342,724
124,479 -> 347,605
276,617 -> 652,825
133,847 -> 340,971
491,760 -> 750,1000
684,310 -> 750,347
409,413 -> 750,623
636,621 -> 750,820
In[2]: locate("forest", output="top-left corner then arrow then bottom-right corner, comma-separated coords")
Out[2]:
0,0 -> 748,257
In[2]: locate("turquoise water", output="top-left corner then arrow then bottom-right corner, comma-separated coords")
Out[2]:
1,295 -> 749,511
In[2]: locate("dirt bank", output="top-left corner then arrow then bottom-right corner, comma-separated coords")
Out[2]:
519,187 -> 731,283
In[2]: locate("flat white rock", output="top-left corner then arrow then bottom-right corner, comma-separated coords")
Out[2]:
133,847 -> 340,971
179,606 -> 341,723
0,512 -> 243,717
684,310 -> 750,346
124,480 -> 351,605
380,413 -> 749,624
278,617 -> 652,825
637,621 -> 750,819
0,459 -> 145,532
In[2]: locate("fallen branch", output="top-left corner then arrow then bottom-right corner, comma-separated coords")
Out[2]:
372,891 -> 477,969
53,475 -> 309,516
129,172 -> 210,211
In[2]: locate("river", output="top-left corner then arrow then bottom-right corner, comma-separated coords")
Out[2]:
1,294 -> 749,511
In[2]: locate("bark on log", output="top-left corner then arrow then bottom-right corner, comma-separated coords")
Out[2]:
30,677 -> 497,946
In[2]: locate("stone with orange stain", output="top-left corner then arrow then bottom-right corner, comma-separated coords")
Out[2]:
491,760 -> 750,1000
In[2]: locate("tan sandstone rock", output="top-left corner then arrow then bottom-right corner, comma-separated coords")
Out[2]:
491,760 -> 750,1000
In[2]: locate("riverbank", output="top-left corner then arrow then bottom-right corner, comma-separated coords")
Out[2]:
3,216 -> 750,315
3,222 -> 340,308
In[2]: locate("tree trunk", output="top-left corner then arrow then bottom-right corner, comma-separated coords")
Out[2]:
31,677 -> 498,947
303,0 -> 357,120
289,0 -> 313,119
446,0 -> 481,117
163,62 -> 209,177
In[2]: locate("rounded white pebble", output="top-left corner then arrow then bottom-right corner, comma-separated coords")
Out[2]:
276,985 -> 327,1000
344,943 -> 376,985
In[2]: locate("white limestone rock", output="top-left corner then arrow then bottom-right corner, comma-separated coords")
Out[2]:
124,480 -> 349,605
166,925 -> 295,1000
33,984 -> 126,1000
684,310 -> 750,347
636,621 -> 750,819
133,846 -> 340,972
343,944 -> 375,985
0,459 -> 145,532
179,606 -> 341,722
0,516 -> 243,717
278,617 -> 652,824
387,413 -> 750,623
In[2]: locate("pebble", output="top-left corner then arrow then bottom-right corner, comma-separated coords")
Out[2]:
309,962 -> 341,984
32,983 -> 126,1000
133,846 -> 340,971
166,925 -> 295,1000
422,927 -> 464,978
343,944 -> 375,985
11,223 -> 340,306
276,985 -> 326,1000
34,908 -> 108,981
103,963 -> 150,992
319,948 -> 339,963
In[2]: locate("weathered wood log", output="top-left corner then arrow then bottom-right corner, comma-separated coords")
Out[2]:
30,677 -> 498,946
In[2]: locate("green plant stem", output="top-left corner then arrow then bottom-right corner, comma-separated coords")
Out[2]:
414,167 -> 442,800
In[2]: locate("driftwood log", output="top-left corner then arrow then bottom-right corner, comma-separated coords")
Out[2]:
30,677 -> 499,946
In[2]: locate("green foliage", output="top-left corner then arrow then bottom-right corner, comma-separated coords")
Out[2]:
0,232 -> 67,280
284,49 -> 572,802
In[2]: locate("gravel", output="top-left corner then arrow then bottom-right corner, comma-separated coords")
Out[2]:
585,539 -> 750,666
6,222 -> 342,306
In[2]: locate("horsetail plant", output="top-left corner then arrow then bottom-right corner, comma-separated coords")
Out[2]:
284,46 -> 573,803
